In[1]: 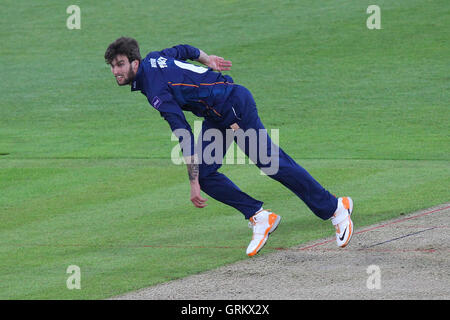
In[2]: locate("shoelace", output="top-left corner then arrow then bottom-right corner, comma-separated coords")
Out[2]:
248,220 -> 258,240
248,209 -> 272,229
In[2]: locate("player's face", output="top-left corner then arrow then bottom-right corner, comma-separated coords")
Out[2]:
110,55 -> 137,86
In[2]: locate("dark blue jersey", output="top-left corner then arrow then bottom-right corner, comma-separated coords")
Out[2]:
131,44 -> 237,156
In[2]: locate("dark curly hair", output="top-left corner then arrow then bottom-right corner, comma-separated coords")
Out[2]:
104,37 -> 142,64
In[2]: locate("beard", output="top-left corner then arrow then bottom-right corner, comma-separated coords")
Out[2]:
116,65 -> 136,86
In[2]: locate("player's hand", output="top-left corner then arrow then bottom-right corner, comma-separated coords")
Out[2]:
190,181 -> 208,208
207,55 -> 232,72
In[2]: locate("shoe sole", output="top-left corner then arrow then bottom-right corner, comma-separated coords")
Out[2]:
247,214 -> 281,257
339,197 -> 354,248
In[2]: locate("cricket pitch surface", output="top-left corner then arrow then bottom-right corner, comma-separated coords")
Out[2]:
112,203 -> 449,300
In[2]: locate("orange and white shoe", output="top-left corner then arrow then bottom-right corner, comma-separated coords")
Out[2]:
246,209 -> 281,257
331,197 -> 354,248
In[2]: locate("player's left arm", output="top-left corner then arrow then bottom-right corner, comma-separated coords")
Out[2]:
156,44 -> 232,71
194,49 -> 232,72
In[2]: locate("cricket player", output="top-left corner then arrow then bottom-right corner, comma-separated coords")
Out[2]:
104,37 -> 354,256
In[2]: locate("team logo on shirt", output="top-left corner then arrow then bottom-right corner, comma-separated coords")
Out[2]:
157,57 -> 167,68
151,96 -> 162,109
149,57 -> 167,68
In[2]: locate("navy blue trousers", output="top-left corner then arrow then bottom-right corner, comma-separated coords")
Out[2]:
198,85 -> 338,220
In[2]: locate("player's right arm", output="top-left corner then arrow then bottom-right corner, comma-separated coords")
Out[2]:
160,111 -> 207,209
184,154 -> 207,208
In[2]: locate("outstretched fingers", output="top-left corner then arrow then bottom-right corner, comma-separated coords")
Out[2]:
209,55 -> 232,71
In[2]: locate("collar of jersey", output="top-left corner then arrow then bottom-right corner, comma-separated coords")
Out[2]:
131,61 -> 144,92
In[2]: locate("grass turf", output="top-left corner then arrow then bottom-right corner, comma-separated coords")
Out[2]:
0,0 -> 448,298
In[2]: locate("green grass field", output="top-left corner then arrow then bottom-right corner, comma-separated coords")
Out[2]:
0,0 -> 448,299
